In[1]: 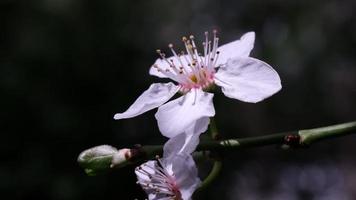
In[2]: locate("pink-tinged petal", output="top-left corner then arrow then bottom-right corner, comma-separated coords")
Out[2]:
136,154 -> 199,200
215,57 -> 282,103
155,89 -> 215,138
114,83 -> 179,120
166,153 -> 200,200
215,32 -> 255,67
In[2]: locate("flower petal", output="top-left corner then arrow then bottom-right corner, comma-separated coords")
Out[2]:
214,57 -> 282,103
135,160 -> 156,182
155,89 -> 215,138
135,161 -> 161,200
215,32 -> 255,67
163,117 -> 209,158
149,58 -> 170,78
166,153 -> 200,200
149,55 -> 197,78
114,83 -> 179,120
186,116 -> 210,135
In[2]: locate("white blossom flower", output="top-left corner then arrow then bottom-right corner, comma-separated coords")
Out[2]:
135,153 -> 200,200
114,31 -> 281,140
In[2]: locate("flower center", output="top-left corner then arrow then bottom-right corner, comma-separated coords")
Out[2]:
136,160 -> 182,200
190,75 -> 198,83
153,30 -> 220,93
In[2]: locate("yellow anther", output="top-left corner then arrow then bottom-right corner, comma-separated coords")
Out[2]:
190,75 -> 198,83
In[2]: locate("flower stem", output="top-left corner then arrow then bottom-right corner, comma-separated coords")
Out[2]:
299,121 -> 356,145
197,121 -> 356,151
78,121 -> 356,174
141,121 -> 356,163
196,160 -> 223,192
196,117 -> 223,191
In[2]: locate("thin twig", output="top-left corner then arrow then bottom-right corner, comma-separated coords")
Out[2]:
78,121 -> 356,175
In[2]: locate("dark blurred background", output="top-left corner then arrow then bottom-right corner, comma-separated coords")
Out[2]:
1,0 -> 356,199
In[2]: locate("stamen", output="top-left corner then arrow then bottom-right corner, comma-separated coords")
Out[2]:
136,160 -> 182,199
213,51 -> 220,67
189,35 -> 203,69
208,30 -> 219,71
181,36 -> 202,82
207,41 -> 212,68
168,43 -> 189,74
204,31 -> 209,66
153,31 -> 219,93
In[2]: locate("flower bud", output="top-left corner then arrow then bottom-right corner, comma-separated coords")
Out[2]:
77,145 -> 133,176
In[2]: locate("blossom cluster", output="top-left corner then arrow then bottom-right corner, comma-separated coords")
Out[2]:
114,31 -> 281,199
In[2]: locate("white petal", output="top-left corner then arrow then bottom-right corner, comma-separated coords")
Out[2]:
185,116 -> 210,135
149,55 -> 196,78
147,194 -> 157,200
215,32 -> 255,67
135,161 -> 161,200
149,58 -> 170,78
215,57 -> 282,103
163,133 -> 189,158
166,153 -> 200,200
155,89 -> 215,138
114,83 -> 179,120
135,160 -> 156,182
163,117 -> 209,158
